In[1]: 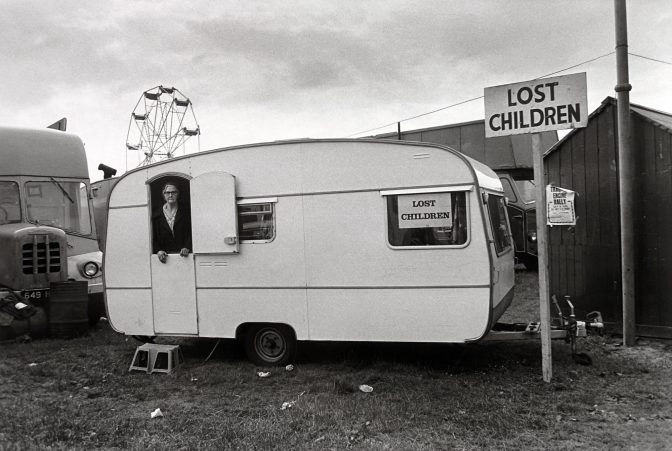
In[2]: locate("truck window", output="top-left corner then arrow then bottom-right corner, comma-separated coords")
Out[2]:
0,181 -> 21,224
238,202 -> 275,242
25,180 -> 92,235
486,193 -> 512,254
499,177 -> 518,203
386,191 -> 468,247
514,179 -> 536,204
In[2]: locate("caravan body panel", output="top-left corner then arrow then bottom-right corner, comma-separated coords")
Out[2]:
104,139 -> 514,343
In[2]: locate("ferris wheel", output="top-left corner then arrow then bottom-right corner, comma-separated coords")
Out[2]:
126,85 -> 201,168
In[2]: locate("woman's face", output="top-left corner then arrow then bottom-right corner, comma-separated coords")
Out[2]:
163,184 -> 179,205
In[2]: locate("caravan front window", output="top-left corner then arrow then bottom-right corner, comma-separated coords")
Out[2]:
0,181 -> 21,224
486,193 -> 512,254
25,180 -> 92,235
386,191 -> 468,247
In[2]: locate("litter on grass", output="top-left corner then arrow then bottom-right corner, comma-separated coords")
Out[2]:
285,364 -> 294,372
359,384 -> 374,393
150,408 -> 163,419
257,371 -> 271,378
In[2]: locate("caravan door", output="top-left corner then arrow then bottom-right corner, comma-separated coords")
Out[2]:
151,252 -> 197,334
190,172 -> 239,254
150,172 -> 237,335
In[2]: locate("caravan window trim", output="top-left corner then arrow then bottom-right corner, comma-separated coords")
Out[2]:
380,185 -> 473,196
382,188 -> 471,249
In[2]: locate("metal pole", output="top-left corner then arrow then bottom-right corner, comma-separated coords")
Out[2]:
397,122 -> 402,140
614,0 -> 635,346
532,132 -> 553,382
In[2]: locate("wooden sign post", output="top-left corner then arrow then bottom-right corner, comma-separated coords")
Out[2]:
485,73 -> 588,382
531,132 -> 553,381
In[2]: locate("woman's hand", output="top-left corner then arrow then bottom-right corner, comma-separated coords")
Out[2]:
180,248 -> 190,257
157,250 -> 167,263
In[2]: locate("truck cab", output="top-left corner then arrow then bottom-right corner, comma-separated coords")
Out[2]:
0,126 -> 104,324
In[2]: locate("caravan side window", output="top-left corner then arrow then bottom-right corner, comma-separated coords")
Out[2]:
386,191 -> 468,247
486,193 -> 512,254
238,202 -> 275,242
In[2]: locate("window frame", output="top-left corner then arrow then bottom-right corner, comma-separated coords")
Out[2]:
0,180 -> 22,224
24,179 -> 94,237
237,197 -> 277,244
485,192 -> 513,255
381,186 -> 472,250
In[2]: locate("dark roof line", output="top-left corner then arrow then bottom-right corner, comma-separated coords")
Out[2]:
544,96 -> 672,158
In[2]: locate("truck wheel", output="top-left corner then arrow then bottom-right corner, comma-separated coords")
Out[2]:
244,324 -> 296,366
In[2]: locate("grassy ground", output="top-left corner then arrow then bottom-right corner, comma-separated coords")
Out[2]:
1,268 -> 671,450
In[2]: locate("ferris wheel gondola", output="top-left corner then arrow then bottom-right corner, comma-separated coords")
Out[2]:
126,85 -> 200,168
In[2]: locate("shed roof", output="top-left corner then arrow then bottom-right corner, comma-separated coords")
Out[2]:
544,97 -> 672,157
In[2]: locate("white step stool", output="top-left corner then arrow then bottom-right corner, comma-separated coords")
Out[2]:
129,343 -> 183,374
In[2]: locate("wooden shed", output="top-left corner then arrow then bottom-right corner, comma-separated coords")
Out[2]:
544,97 -> 672,338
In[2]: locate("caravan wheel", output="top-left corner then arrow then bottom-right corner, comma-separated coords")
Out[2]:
244,324 -> 296,366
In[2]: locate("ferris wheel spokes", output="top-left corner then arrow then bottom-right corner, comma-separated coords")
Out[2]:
125,85 -> 200,169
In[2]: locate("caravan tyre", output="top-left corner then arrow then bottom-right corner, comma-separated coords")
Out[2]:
244,324 -> 296,366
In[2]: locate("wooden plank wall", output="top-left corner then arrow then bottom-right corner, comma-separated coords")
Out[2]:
635,114 -> 672,335
547,102 -> 672,336
546,103 -> 622,321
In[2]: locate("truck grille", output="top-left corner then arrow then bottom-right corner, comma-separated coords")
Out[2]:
22,238 -> 61,274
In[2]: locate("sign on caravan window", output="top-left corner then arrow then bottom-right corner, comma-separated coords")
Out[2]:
384,190 -> 468,247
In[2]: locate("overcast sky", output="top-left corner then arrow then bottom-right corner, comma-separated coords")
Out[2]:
1,0 -> 670,180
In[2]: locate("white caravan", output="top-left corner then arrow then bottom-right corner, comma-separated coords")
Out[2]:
104,139 -> 515,364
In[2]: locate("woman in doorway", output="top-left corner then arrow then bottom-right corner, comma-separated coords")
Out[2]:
152,182 -> 192,263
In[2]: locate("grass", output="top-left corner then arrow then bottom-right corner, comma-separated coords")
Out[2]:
1,268 -> 671,450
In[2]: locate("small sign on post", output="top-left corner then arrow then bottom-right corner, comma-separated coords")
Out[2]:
484,73 -> 587,383
547,185 -> 577,226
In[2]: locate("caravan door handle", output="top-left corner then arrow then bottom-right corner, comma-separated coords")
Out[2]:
224,236 -> 237,245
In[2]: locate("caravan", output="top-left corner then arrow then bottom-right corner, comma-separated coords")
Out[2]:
104,139 -> 515,364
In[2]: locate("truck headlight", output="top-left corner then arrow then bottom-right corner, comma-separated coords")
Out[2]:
82,261 -> 100,278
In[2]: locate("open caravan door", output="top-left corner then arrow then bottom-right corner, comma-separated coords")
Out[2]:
151,172 -> 238,335
190,171 -> 239,254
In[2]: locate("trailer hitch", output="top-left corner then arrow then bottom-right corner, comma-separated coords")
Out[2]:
486,297 -> 603,364
551,295 -> 604,365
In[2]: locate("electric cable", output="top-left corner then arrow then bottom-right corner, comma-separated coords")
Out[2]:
346,51 -> 618,138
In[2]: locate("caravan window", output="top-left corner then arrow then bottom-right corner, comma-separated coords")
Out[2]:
0,181 -> 21,224
238,202 -> 275,242
486,193 -> 512,254
386,191 -> 468,247
25,180 -> 92,235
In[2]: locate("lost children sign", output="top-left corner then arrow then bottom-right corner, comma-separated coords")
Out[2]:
484,73 -> 588,137
484,73 -> 588,382
398,193 -> 452,229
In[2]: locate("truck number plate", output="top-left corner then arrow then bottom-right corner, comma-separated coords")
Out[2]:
22,289 -> 50,301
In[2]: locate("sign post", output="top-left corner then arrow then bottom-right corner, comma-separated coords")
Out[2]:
484,73 -> 588,382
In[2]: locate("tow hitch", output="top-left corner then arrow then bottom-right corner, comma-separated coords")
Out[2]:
484,295 -> 604,364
